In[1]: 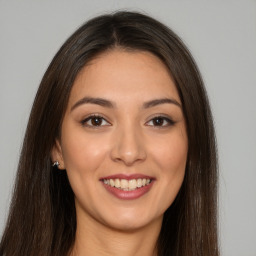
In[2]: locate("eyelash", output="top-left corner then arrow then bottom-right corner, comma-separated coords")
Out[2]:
81,114 -> 111,128
146,116 -> 175,127
81,114 -> 175,128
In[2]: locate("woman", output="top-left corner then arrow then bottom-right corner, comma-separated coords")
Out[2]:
0,11 -> 219,256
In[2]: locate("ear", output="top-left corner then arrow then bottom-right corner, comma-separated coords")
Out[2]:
51,139 -> 66,170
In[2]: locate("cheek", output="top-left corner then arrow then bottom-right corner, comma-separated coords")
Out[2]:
150,131 -> 187,174
60,127 -> 110,178
60,129 -> 112,209
148,129 -> 187,207
157,143 -> 187,196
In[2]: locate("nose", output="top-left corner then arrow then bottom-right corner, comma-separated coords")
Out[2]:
110,125 -> 147,166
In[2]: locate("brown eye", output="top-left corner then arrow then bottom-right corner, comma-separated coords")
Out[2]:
81,115 -> 110,127
146,116 -> 175,127
152,117 -> 164,126
91,117 -> 103,126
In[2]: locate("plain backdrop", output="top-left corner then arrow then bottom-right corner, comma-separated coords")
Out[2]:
0,1 -> 255,255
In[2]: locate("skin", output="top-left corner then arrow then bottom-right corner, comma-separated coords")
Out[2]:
52,49 -> 188,256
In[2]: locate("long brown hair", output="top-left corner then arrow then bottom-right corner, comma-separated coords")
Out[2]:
0,11 -> 219,256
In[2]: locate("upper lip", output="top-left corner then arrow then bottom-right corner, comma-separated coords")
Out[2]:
100,173 -> 155,180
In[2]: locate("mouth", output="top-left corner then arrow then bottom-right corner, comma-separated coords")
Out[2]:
102,178 -> 152,191
99,174 -> 155,200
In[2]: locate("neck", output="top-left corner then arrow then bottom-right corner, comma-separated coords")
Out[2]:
70,212 -> 162,256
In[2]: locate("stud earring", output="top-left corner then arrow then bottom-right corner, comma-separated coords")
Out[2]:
52,161 -> 60,168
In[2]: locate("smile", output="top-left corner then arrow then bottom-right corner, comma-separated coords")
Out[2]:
103,178 -> 152,191
100,174 -> 155,200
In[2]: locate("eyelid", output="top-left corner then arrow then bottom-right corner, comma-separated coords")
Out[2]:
80,113 -> 175,128
81,114 -> 111,128
145,114 -> 176,127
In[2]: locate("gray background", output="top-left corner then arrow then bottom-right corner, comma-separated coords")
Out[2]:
0,1 -> 255,255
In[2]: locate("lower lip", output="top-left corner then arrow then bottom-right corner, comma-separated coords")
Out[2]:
102,181 -> 154,200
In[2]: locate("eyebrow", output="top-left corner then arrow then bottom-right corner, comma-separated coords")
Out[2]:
71,96 -> 181,111
71,97 -> 115,111
142,98 -> 181,109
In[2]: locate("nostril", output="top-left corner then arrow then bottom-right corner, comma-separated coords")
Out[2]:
109,128 -> 147,166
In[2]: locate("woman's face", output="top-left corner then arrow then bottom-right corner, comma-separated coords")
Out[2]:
52,50 -> 188,231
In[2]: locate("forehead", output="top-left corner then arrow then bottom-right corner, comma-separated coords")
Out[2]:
67,49 -> 180,107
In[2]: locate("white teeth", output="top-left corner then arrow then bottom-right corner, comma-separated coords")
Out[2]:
129,179 -> 137,190
120,179 -> 128,189
114,179 -> 120,188
103,178 -> 151,190
137,178 -> 142,188
104,179 -> 109,185
110,179 -> 115,187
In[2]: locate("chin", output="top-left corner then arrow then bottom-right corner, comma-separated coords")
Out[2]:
106,219 -> 151,232
101,210 -> 162,232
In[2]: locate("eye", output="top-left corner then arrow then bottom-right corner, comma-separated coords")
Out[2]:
146,116 -> 175,127
81,115 -> 111,127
